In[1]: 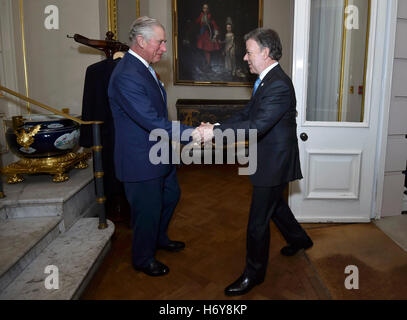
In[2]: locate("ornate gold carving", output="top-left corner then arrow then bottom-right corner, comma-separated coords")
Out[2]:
53,172 -> 69,183
7,174 -> 24,184
107,0 -> 118,39
183,110 -> 195,127
0,191 -> 5,198
12,116 -> 24,130
14,124 -> 41,149
74,160 -> 89,169
0,152 -> 91,183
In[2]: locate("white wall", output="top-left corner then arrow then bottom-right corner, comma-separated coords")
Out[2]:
0,0 -> 25,165
381,0 -> 407,216
116,0 -> 140,43
11,0 -> 105,117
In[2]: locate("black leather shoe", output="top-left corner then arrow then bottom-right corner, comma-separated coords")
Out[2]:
133,260 -> 169,276
157,240 -> 185,252
280,238 -> 313,256
224,275 -> 263,296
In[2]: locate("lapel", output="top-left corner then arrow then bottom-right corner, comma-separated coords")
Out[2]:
157,80 -> 167,105
246,64 -> 282,115
155,79 -> 168,118
147,66 -> 167,106
252,64 -> 281,99
126,53 -> 167,116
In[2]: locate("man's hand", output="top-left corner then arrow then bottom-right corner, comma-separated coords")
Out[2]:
191,127 -> 202,145
191,122 -> 214,145
198,122 -> 214,143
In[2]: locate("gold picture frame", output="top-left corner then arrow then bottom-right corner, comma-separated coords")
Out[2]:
107,0 -> 140,41
173,0 -> 263,86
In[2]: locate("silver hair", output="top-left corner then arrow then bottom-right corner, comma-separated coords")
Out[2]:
129,16 -> 164,43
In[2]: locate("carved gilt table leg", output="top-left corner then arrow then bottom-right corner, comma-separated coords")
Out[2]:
53,172 -> 69,183
7,174 -> 24,184
74,159 -> 89,169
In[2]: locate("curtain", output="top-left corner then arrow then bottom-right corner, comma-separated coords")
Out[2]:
307,0 -> 344,121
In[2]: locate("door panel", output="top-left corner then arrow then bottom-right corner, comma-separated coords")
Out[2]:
305,150 -> 361,199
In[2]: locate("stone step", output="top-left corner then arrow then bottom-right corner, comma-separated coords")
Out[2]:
0,164 -> 97,230
0,216 -> 64,292
0,217 -> 114,300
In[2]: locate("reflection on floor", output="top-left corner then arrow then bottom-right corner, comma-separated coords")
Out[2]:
81,164 -> 407,300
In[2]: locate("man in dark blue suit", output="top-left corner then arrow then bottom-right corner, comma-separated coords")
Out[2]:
198,28 -> 313,295
108,17 -> 194,277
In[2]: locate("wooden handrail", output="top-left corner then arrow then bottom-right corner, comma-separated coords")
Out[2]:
0,85 -> 103,125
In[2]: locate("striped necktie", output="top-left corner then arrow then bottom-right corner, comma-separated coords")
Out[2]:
252,77 -> 261,96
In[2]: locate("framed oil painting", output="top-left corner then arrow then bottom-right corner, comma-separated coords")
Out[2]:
173,0 -> 263,86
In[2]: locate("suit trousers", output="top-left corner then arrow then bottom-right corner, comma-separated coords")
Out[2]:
123,166 -> 180,268
245,183 -> 310,281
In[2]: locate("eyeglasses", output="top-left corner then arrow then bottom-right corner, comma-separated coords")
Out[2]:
152,39 -> 167,46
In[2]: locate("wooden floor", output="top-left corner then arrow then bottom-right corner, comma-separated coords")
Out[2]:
81,164 -> 330,300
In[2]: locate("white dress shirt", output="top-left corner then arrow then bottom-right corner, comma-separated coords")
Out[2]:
259,61 -> 279,81
128,49 -> 149,69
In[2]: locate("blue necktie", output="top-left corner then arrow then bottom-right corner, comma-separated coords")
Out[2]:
148,65 -> 158,82
148,65 -> 164,100
252,77 -> 261,96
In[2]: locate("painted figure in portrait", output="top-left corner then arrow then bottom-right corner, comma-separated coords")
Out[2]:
174,0 -> 261,85
195,3 -> 221,71
223,17 -> 236,76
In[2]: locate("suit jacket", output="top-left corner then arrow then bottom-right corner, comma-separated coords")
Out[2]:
108,52 -> 191,182
218,64 -> 302,187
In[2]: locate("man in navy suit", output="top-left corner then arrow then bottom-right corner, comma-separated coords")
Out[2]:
108,17 -> 194,277
198,28 -> 313,295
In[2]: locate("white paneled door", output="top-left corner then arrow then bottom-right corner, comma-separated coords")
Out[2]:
289,0 -> 396,222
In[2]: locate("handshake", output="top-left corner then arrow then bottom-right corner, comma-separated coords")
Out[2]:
191,122 -> 215,144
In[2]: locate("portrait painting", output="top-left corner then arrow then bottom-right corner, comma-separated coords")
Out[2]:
173,0 -> 263,86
